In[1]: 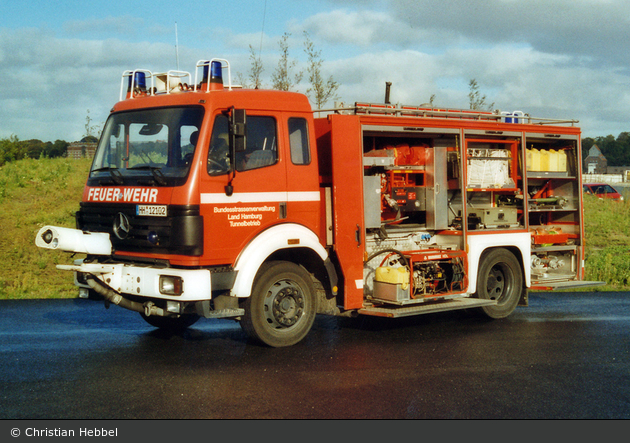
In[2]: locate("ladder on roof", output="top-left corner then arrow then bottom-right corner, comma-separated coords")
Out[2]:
314,102 -> 579,126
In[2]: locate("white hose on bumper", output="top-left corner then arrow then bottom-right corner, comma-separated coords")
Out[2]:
35,226 -> 112,255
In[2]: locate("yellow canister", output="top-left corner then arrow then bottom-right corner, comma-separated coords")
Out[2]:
375,266 -> 410,290
539,149 -> 550,171
527,148 -> 541,171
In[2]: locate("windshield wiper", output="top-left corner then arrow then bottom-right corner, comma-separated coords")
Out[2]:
127,165 -> 168,186
91,167 -> 124,185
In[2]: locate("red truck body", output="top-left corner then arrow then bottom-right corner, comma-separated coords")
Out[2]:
36,59 -> 603,346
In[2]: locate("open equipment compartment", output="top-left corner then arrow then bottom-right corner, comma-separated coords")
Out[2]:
524,134 -> 584,286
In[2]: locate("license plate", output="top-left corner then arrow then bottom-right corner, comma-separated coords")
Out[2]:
136,205 -> 167,217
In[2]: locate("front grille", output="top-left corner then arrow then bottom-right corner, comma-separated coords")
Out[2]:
77,203 -> 203,256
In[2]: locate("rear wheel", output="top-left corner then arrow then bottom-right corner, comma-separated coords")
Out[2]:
475,249 -> 523,319
241,261 -> 317,347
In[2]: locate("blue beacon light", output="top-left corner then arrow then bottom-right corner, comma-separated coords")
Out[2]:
127,71 -> 147,97
202,64 -> 209,83
209,61 -> 223,90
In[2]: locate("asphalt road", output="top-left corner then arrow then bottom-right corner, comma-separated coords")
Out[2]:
1,292 -> 629,419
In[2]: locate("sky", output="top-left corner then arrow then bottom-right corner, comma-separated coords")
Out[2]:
1,0 -> 629,142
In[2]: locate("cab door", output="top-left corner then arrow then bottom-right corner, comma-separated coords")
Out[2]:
200,111 -> 288,265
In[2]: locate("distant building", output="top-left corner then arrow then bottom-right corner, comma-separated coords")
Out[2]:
584,145 -> 607,174
67,137 -> 97,159
606,166 -> 630,174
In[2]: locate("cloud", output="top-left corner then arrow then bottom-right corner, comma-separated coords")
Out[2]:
299,9 -> 430,48
322,0 -> 630,67
327,50 -> 438,105
0,27 -> 205,141
319,41 -> 630,137
63,16 -> 146,38
2,1 -> 630,142
284,2 -> 630,136
389,0 -> 630,66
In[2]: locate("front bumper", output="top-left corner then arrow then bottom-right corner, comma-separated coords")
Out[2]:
58,261 -> 212,302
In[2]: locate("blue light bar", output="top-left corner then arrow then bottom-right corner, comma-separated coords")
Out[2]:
127,71 -> 147,95
210,61 -> 222,80
134,72 -> 147,91
202,64 -> 209,83
210,60 -> 223,89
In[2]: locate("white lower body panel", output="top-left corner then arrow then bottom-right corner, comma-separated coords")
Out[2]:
58,261 -> 212,302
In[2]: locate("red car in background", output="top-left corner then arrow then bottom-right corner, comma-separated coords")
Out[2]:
583,183 -> 624,201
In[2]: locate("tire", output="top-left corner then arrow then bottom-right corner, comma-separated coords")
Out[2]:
475,248 -> 523,319
140,312 -> 200,331
241,261 -> 317,347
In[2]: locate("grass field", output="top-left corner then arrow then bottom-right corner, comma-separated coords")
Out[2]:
582,188 -> 630,287
0,157 -> 628,299
0,157 -> 92,299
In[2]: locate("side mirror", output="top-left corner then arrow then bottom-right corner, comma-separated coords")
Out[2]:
230,108 -> 246,153
225,108 -> 246,197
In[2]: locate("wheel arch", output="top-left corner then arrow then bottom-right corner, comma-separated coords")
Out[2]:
466,232 -> 531,294
230,223 -> 336,299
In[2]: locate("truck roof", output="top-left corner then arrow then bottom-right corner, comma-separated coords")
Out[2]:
112,88 -> 313,114
114,59 -> 313,114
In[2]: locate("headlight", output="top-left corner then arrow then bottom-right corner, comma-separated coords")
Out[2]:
159,276 -> 184,296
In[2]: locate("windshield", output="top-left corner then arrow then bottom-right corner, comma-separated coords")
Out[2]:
90,106 -> 204,186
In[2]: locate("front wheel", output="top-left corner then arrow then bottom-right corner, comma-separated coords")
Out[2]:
475,248 -> 523,319
241,261 -> 317,347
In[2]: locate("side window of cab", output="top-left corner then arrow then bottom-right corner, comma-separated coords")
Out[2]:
288,117 -> 311,165
237,116 -> 277,171
207,114 -> 278,175
207,115 -> 230,175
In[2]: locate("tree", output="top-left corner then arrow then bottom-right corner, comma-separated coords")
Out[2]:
592,132 -> 630,167
21,139 -> 45,159
468,79 -> 494,111
84,109 -> 101,139
238,45 -> 265,89
45,140 -> 69,158
303,31 -> 339,109
0,135 -> 21,166
271,32 -> 303,91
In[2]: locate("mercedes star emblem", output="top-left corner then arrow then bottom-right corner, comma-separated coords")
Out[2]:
113,212 -> 131,240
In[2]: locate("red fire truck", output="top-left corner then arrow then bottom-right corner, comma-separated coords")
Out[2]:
36,59 -> 603,347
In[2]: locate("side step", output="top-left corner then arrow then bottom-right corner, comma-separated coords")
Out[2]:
202,308 -> 245,319
530,280 -> 606,291
358,297 -> 496,318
